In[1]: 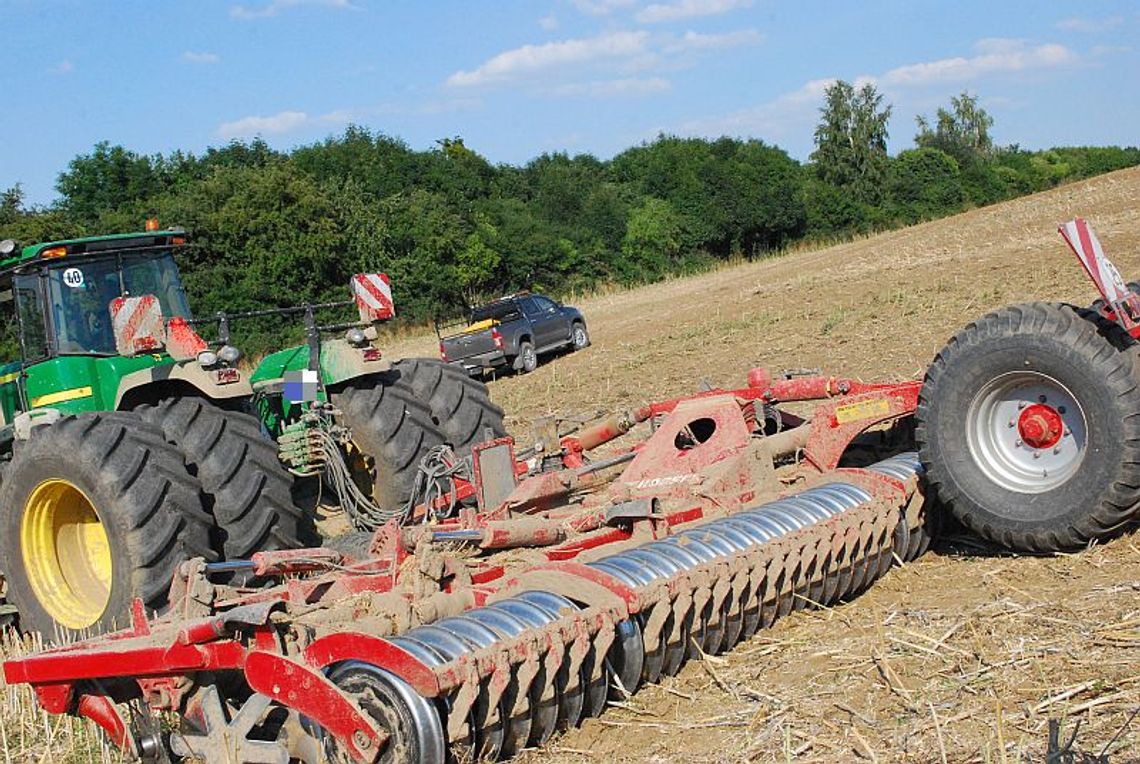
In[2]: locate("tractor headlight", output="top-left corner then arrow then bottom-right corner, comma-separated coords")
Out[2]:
345,328 -> 367,347
197,350 -> 219,368
217,344 -> 242,365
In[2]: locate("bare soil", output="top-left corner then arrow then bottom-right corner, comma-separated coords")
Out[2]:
391,167 -> 1140,763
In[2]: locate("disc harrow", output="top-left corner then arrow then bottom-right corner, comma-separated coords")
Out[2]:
3,369 -> 928,763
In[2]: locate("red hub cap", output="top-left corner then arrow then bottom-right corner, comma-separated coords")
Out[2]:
1017,403 -> 1063,450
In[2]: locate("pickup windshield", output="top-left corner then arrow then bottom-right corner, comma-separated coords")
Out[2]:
40,251 -> 191,355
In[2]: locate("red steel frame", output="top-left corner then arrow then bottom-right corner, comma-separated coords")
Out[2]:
3,368 -> 923,762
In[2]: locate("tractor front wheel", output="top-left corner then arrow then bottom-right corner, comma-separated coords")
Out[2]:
393,358 -> 506,456
332,377 -> 447,523
0,412 -> 214,637
917,302 -> 1140,552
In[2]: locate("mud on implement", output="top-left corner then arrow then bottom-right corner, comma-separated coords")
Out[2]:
2,369 -> 930,762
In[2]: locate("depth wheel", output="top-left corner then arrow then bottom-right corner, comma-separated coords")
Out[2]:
917,302 -> 1140,551
0,412 -> 213,636
325,661 -> 445,764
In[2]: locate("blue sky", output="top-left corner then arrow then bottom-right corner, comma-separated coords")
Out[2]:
2,0 -> 1137,206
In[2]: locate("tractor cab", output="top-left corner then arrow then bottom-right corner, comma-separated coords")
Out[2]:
0,228 -> 196,422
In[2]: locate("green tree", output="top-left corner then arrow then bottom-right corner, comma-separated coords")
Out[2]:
621,197 -> 682,282
811,80 -> 892,203
915,91 -> 994,164
56,142 -> 167,224
888,148 -> 964,222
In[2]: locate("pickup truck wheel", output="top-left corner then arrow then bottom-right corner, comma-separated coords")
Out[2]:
393,359 -> 507,455
571,322 -> 590,350
0,412 -> 214,637
517,341 -> 538,374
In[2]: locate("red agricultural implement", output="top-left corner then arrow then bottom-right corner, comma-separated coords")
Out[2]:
3,370 -> 929,762
5,219 -> 1140,763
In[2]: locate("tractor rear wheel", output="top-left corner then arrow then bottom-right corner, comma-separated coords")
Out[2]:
917,302 -> 1140,551
332,377 -> 448,521
393,358 -> 506,455
138,398 -> 315,565
0,412 -> 214,637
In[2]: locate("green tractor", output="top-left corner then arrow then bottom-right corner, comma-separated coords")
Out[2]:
0,226 -> 505,637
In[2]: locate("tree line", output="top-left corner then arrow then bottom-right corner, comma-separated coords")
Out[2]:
2,84 -> 1137,354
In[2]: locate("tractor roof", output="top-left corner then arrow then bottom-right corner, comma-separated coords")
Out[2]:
0,230 -> 187,272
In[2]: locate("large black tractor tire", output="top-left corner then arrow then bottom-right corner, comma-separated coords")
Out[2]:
0,412 -> 214,637
332,377 -> 448,516
137,398 -> 315,562
916,302 -> 1140,552
393,358 -> 507,455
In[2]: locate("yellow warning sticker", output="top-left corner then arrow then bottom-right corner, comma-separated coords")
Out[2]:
835,398 -> 890,424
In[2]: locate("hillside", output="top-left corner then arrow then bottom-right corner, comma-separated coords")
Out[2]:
3,168 -> 1139,762
395,167 -> 1140,762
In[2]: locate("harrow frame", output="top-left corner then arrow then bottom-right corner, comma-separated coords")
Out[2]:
4,369 -> 929,763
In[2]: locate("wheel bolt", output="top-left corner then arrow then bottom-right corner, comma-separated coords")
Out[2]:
1033,450 -> 1041,459
1014,439 -> 1022,447
1008,419 -> 1016,428
1018,401 -> 1027,410
353,730 -> 372,749
1038,394 -> 1047,403
1053,446 -> 1062,454
1058,405 -> 1066,414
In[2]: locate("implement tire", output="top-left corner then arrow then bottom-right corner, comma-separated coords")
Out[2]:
138,398 -> 315,563
332,376 -> 447,517
0,412 -> 214,637
393,358 -> 507,455
917,302 -> 1140,552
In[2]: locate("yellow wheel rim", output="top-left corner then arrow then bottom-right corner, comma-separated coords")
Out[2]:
19,479 -> 112,630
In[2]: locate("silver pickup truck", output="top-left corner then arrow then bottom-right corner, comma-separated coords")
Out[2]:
439,293 -> 589,376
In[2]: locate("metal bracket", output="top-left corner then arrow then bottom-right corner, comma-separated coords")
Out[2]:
169,686 -> 288,764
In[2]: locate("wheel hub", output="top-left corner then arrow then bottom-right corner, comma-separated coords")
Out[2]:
19,479 -> 112,629
1017,403 -> 1064,450
966,372 -> 1087,493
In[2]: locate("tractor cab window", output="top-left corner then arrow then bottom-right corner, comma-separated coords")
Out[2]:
121,252 -> 191,320
13,274 -> 48,361
46,258 -> 120,354
40,251 -> 190,356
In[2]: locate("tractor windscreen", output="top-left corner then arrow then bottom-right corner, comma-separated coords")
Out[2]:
45,251 -> 190,355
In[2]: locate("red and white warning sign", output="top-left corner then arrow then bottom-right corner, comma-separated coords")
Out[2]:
351,273 -> 395,323
109,295 -> 164,356
1059,218 -> 1129,304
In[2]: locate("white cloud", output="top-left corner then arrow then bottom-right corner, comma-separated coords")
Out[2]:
663,29 -> 762,53
538,13 -> 559,31
182,51 -> 220,64
550,77 -> 671,97
1055,15 -> 1123,33
217,110 -> 311,139
230,0 -> 356,20
447,31 -> 650,87
570,0 -> 635,15
681,76 -> 835,141
883,39 -> 1077,86
48,59 -> 73,75
636,0 -> 753,24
